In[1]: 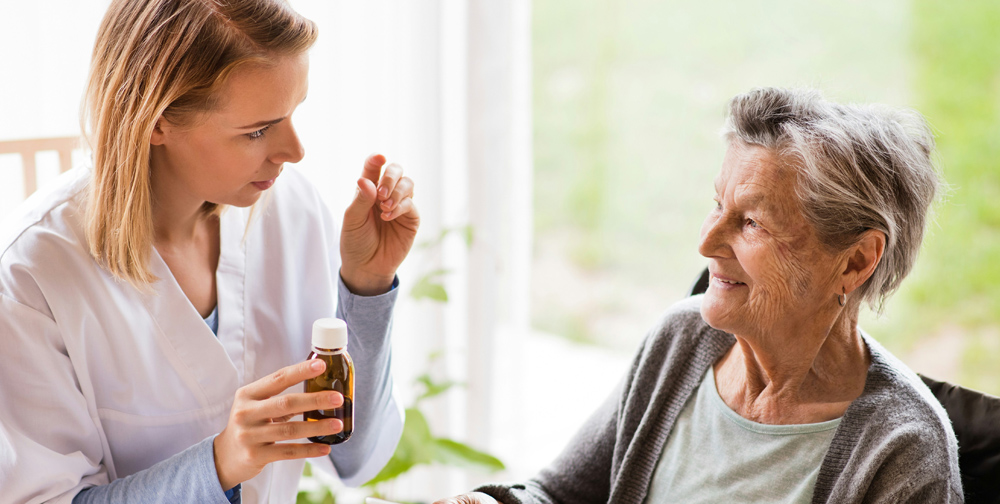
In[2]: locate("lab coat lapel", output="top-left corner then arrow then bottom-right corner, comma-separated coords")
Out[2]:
216,206 -> 248,385
139,209 -> 247,407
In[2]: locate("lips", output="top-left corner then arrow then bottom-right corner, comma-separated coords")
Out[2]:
711,273 -> 746,286
252,178 -> 276,190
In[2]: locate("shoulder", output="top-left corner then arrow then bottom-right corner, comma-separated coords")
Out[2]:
0,168 -> 93,318
854,333 -> 956,445
834,333 -> 963,497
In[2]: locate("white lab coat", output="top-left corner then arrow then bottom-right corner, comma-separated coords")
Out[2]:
0,166 -> 403,503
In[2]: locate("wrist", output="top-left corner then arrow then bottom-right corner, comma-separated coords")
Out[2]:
212,434 -> 237,492
340,269 -> 394,296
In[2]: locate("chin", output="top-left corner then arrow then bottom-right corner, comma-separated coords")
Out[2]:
699,290 -> 737,333
221,190 -> 266,209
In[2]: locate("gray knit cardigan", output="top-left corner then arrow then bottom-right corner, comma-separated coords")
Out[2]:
477,296 -> 963,503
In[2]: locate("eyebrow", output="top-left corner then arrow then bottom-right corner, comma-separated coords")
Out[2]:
238,117 -> 285,130
236,95 -> 308,130
718,185 -> 780,216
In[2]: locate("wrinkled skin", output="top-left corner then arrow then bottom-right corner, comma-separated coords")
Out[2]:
699,142 -> 843,343
700,142 -> 878,425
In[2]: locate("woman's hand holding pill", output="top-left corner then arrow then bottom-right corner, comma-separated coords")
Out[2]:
213,359 -> 345,490
340,153 -> 420,296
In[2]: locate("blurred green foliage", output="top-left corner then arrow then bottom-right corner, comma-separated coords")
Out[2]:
904,0 -> 1000,392
533,0 -> 1000,394
363,370 -> 505,487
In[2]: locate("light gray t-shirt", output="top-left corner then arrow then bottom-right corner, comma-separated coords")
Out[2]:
643,367 -> 840,503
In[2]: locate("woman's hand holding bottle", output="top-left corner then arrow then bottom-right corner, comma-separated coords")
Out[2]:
213,359 -> 343,490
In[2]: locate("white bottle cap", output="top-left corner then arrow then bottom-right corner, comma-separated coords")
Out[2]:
312,318 -> 348,349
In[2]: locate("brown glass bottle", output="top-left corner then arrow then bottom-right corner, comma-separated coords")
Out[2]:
303,318 -> 354,445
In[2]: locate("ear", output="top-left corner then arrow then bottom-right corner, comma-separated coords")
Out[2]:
840,229 -> 886,295
150,116 -> 168,146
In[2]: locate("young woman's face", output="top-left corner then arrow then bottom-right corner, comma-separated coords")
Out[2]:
150,52 -> 309,208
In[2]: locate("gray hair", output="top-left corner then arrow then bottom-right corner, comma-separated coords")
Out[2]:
722,87 -> 941,313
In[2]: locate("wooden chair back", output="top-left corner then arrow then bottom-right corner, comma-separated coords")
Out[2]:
0,136 -> 83,198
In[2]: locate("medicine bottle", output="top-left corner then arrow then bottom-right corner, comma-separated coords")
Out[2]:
303,318 -> 354,445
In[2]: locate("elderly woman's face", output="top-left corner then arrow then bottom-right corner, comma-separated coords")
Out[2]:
699,143 -> 842,336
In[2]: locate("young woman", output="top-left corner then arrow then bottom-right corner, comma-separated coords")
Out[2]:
0,1 -> 419,502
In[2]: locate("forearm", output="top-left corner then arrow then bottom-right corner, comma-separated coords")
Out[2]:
72,436 -> 232,504
328,273 -> 403,486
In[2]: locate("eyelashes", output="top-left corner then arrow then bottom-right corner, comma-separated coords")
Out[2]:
247,124 -> 272,140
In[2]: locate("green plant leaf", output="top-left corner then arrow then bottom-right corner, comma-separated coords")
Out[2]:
431,438 -> 506,472
460,224 -> 474,248
414,374 -> 463,403
364,455 -> 415,487
363,408 -> 435,486
410,282 -> 448,302
418,228 -> 450,249
418,225 -> 475,250
410,269 -> 451,302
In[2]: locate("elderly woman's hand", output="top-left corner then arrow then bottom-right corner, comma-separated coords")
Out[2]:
433,492 -> 500,504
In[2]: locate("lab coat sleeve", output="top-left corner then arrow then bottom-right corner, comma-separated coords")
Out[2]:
0,293 -> 230,504
0,292 -> 109,504
327,274 -> 404,487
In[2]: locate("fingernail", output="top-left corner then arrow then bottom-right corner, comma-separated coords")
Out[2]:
382,198 -> 394,208
310,360 -> 323,371
378,187 -> 388,198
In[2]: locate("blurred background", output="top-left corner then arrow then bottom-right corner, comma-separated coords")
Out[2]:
1,0 -> 997,502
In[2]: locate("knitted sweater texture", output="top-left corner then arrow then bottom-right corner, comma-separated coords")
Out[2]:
478,295 -> 963,503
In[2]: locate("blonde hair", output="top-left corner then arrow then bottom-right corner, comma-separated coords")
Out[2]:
83,0 -> 317,286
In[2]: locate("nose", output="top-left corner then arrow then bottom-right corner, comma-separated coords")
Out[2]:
269,120 -> 305,165
698,210 -> 729,259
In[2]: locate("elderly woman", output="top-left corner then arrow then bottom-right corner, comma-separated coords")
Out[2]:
439,88 -> 963,503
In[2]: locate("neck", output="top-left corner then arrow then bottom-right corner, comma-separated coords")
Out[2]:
715,306 -> 870,424
150,155 -> 211,244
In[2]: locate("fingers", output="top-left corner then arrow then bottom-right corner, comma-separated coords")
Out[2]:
433,493 -> 500,504
254,390 -> 343,421
376,163 -> 404,202
250,418 -> 343,444
260,440 -> 332,461
361,153 -> 386,186
342,177 -> 379,230
379,176 -> 413,219
382,197 -> 416,221
241,360 -> 325,401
